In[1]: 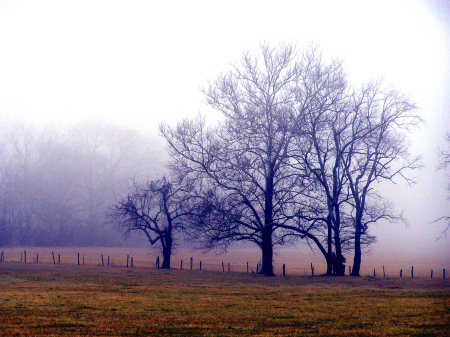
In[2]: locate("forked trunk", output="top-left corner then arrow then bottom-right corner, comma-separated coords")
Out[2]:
334,231 -> 345,276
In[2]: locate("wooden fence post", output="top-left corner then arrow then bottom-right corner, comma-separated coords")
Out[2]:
256,264 -> 259,273
36,253 -> 38,263
1,250 -> 3,262
180,260 -> 182,270
200,261 -> 202,271
228,263 -> 230,272
411,266 -> 414,279
247,262 -> 249,273
107,256 -> 110,266
444,269 -> 446,280
400,269 -> 403,278
126,255 -> 129,268
24,251 -> 26,263
373,268 -> 376,277
156,256 -> 160,269
190,257 -> 193,270
222,262 -> 225,272
78,253 -> 80,266
131,257 -> 134,267
283,264 -> 286,277
52,251 -> 55,264
101,255 -> 104,266
311,263 -> 314,276
383,265 -> 385,278
431,270 -> 433,279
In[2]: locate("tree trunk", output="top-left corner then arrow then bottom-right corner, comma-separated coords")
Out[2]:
260,225 -> 274,276
332,204 -> 345,276
161,236 -> 172,269
351,217 -> 362,276
326,217 -> 333,275
334,228 -> 345,276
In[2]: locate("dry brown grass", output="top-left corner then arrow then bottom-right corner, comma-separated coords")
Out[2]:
0,261 -> 449,336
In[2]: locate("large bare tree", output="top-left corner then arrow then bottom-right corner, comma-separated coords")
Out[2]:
343,81 -> 421,276
289,49 -> 352,275
161,44 -> 305,275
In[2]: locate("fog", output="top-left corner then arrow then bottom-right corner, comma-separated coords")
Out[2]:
0,1 -> 448,268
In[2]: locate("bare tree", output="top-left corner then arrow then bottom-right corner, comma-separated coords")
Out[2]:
161,43 -> 304,275
433,132 -> 450,237
289,48 -> 352,275
111,177 -> 191,269
343,81 -> 421,276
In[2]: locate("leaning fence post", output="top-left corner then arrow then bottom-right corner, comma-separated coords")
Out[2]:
52,251 -> 55,264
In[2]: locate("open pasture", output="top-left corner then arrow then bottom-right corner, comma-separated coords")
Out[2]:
0,260 -> 449,336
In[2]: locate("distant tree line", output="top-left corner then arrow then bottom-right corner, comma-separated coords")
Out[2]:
0,120 -> 164,247
114,43 -> 421,276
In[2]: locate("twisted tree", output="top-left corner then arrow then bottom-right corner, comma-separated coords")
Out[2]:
111,177 -> 192,269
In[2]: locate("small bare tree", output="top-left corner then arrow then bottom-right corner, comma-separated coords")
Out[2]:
111,177 -> 191,269
433,132 -> 450,237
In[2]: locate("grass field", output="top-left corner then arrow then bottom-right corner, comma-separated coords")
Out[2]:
0,260 -> 449,336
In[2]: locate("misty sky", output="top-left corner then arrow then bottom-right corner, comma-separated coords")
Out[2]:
0,0 -> 449,263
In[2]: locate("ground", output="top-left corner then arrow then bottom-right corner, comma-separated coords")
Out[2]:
0,262 -> 449,336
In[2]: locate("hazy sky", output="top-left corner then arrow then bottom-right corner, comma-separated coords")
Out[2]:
0,0 -> 449,262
